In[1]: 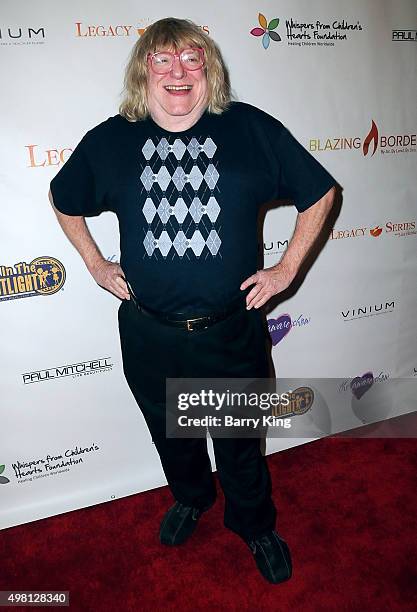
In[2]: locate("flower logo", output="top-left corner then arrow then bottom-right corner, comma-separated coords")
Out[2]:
0,464 -> 10,484
250,13 -> 281,49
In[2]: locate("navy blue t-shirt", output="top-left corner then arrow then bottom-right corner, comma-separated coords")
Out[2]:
50,101 -> 336,314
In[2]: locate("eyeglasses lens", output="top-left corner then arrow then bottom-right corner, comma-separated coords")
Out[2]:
152,49 -> 204,73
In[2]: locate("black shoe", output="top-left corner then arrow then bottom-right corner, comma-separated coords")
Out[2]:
159,501 -> 211,546
246,530 -> 292,584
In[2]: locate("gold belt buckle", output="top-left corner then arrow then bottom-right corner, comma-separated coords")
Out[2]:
186,317 -> 202,331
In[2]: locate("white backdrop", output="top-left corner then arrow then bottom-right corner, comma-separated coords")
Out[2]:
1,0 -> 416,529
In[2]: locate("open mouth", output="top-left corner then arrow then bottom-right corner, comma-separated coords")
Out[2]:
164,85 -> 193,94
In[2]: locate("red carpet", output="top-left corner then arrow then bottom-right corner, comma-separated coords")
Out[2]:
1,415 -> 417,611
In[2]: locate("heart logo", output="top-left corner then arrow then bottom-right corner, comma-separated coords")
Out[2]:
267,314 -> 292,346
350,371 -> 374,400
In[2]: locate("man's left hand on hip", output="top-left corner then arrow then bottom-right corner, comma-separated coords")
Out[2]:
240,262 -> 295,310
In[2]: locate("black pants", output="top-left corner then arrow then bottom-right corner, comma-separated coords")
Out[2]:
117,296 -> 277,541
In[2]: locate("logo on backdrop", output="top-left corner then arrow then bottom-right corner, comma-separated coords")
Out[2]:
370,226 -> 382,237
262,238 -> 289,255
272,387 -> 314,417
250,14 -> 281,49
249,13 -> 363,48
75,22 -> 210,38
330,220 -> 416,241
22,358 -> 113,384
338,371 -> 390,397
341,301 -> 395,322
0,464 -> 10,485
267,313 -> 311,346
22,357 -> 113,385
0,26 -> 46,46
309,120 -> 416,156
392,29 -> 417,42
285,17 -> 363,46
10,443 -> 101,485
27,144 -> 73,168
339,370 -> 392,424
0,257 -> 65,302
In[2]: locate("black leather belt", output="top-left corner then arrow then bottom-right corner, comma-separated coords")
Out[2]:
125,279 -> 246,332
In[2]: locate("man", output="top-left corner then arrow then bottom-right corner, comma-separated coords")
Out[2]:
49,17 -> 336,584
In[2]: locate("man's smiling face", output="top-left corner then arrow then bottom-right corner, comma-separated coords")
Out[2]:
146,46 -> 208,127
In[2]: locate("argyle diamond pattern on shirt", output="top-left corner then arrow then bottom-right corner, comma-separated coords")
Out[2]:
139,135 -> 221,260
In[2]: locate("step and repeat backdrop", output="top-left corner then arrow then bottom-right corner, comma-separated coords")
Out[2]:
1,1 -> 416,529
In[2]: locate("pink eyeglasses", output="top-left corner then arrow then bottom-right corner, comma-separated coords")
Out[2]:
147,47 -> 205,74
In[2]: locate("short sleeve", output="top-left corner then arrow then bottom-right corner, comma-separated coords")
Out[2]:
275,126 -> 337,212
50,134 -> 105,217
